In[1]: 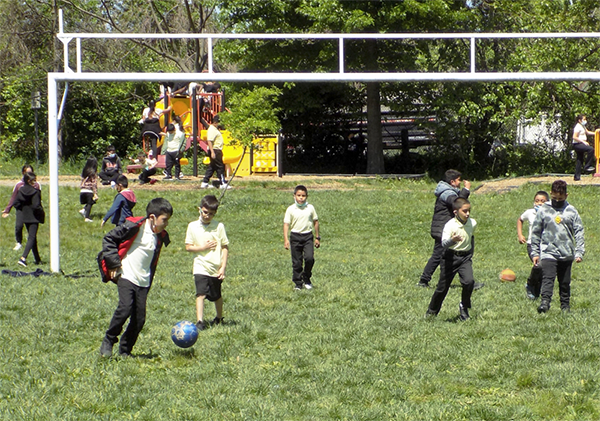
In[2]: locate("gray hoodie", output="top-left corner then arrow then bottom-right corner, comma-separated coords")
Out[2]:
530,201 -> 584,261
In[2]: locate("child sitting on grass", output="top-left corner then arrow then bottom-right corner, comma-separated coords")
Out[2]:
185,195 -> 229,331
530,180 -> 584,314
517,190 -> 549,300
101,175 -> 137,227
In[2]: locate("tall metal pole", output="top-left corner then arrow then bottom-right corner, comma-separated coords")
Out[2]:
47,76 -> 60,272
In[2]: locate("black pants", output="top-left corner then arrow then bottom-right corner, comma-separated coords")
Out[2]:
526,244 -> 542,297
428,249 -> 474,314
15,210 -> 24,244
80,192 -> 96,219
420,236 -> 443,284
290,232 -> 315,287
573,142 -> 594,180
139,167 -> 157,183
22,223 -> 40,263
165,151 -> 181,178
99,170 -> 119,184
540,259 -> 573,309
202,149 -> 226,185
104,277 -> 150,355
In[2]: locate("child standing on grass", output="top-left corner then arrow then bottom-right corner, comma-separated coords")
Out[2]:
101,175 -> 137,227
79,156 -> 99,223
99,198 -> 172,358
283,185 -> 320,291
517,190 -> 549,300
530,180 -> 584,314
2,164 -> 40,251
14,172 -> 45,267
185,195 -> 229,331
426,197 -> 476,321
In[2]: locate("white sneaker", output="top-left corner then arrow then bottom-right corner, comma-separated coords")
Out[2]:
220,184 -> 232,190
304,283 -> 313,290
79,209 -> 85,216
200,182 -> 209,189
13,243 -> 22,251
85,218 -> 93,223
179,172 -> 184,179
110,181 -> 116,188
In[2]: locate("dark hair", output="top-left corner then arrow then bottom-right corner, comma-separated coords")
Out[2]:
576,114 -> 586,123
167,123 -> 175,132
212,114 -> 220,123
453,197 -> 470,211
149,100 -> 156,114
81,156 -> 98,178
200,195 -> 220,211
146,197 -> 173,218
444,169 -> 462,184
107,145 -> 116,152
21,164 -> 34,175
116,174 -> 129,188
294,185 -> 308,195
23,171 -> 36,185
551,180 -> 567,195
535,190 -> 549,201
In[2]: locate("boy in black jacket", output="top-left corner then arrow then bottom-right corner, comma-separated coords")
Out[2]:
99,198 -> 172,358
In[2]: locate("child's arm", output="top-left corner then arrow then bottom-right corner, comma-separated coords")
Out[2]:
314,220 -> 320,248
185,240 -> 217,253
283,222 -> 290,249
217,245 -> 229,280
517,217 -> 526,244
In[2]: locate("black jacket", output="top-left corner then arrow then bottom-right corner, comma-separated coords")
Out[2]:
14,184 -> 45,224
430,181 -> 470,239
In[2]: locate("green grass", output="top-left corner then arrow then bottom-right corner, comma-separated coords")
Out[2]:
1,177 -> 600,420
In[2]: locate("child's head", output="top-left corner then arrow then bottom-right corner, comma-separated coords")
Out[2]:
199,195 -> 219,224
167,123 -> 176,133
137,151 -> 147,161
81,156 -> 98,178
533,191 -> 549,207
550,180 -> 568,206
106,145 -> 117,157
23,171 -> 36,186
21,164 -> 34,175
453,197 -> 471,223
576,114 -> 586,124
294,185 -> 308,205
116,175 -> 129,191
146,198 -> 173,233
444,169 -> 462,186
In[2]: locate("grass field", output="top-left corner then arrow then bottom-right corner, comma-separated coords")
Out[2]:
1,176 -> 599,420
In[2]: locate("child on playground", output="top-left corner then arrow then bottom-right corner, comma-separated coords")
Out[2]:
283,185 -> 320,291
185,195 -> 229,331
79,156 -> 98,222
530,180 -> 584,314
101,175 -> 137,227
517,190 -> 549,300
2,164 -> 40,251
138,150 -> 158,185
14,172 -> 45,267
426,197 -> 476,321
99,145 -> 123,186
99,198 -> 172,358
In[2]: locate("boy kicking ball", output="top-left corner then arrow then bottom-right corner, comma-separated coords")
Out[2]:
426,197 -> 477,321
185,195 -> 229,330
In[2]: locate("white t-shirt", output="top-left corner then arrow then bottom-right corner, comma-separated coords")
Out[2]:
284,203 -> 318,234
573,122 -> 587,143
185,219 -> 229,277
120,220 -> 157,288
520,208 -> 537,244
142,107 -> 165,120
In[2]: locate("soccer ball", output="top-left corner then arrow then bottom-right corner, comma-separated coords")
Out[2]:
499,268 -> 516,282
171,320 -> 199,348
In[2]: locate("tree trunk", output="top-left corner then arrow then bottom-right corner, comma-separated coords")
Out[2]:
366,81 -> 384,174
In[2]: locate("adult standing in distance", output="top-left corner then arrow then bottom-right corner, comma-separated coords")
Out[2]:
572,114 -> 596,181
418,169 -> 483,290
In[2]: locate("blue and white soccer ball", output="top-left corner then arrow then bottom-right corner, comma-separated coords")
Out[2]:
171,320 -> 199,348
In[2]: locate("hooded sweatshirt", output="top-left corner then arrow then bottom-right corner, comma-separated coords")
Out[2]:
103,189 -> 137,226
429,180 -> 470,239
14,184 -> 45,224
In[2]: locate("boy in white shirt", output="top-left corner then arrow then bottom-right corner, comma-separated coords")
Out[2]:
185,195 -> 229,331
283,185 -> 320,291
517,190 -> 549,300
426,197 -> 476,321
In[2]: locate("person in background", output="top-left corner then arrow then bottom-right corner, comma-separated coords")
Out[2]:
79,156 -> 99,222
2,164 -> 40,251
14,172 -> 45,267
572,114 -> 596,181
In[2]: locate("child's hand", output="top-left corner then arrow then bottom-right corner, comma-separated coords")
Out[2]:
199,239 -> 217,251
1,212 -> 9,218
284,239 -> 290,250
217,266 -> 226,280
451,232 -> 463,243
575,257 -> 582,263
314,238 -> 320,249
518,234 -> 526,244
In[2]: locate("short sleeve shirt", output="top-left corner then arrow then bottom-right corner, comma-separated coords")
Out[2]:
185,219 -> 229,276
207,125 -> 224,150
120,220 -> 157,287
284,203 -> 318,234
520,208 -> 537,244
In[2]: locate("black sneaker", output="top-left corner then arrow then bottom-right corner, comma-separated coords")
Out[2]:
294,285 -> 302,291
196,320 -> 206,331
100,337 -> 113,358
561,306 -> 571,313
537,300 -> 550,314
416,281 -> 430,288
459,303 -> 470,321
211,317 -> 224,326
17,258 -> 27,267
473,282 -> 485,290
425,309 -> 437,319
